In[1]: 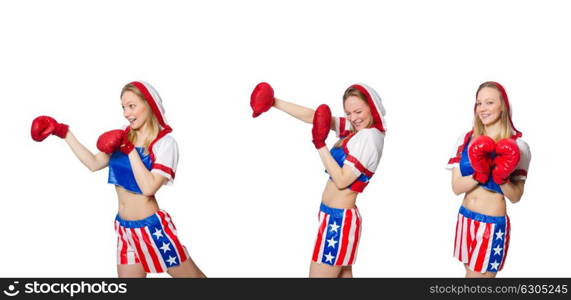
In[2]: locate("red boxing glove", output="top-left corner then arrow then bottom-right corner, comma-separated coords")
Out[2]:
250,82 -> 274,118
96,129 -> 134,155
96,130 -> 124,154
492,138 -> 520,185
119,129 -> 135,155
468,135 -> 495,184
311,104 -> 332,149
31,115 -> 69,141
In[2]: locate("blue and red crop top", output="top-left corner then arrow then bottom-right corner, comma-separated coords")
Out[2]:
108,147 -> 152,194
329,146 -> 372,192
325,124 -> 385,193
107,133 -> 179,194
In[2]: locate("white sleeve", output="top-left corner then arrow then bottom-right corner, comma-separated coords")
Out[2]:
511,138 -> 531,181
344,129 -> 384,176
446,133 -> 466,170
150,135 -> 179,185
333,116 -> 352,138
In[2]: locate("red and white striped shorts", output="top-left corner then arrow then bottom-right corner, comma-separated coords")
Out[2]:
114,210 -> 190,273
454,206 -> 511,273
312,203 -> 362,266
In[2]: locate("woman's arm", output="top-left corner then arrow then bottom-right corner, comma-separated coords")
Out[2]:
500,180 -> 525,204
128,151 -> 167,196
274,98 -> 338,130
317,147 -> 359,189
451,168 -> 479,195
273,98 -> 315,124
64,131 -> 109,172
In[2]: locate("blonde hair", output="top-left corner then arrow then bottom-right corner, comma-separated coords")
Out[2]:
333,87 -> 372,148
121,84 -> 160,153
472,82 -> 513,141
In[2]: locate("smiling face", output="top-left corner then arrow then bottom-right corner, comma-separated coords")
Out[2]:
475,87 -> 503,126
121,90 -> 152,130
344,95 -> 373,131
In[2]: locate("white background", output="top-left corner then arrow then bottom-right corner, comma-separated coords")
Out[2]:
1,0 -> 569,277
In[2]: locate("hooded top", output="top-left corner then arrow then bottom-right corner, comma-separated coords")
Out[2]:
446,82 -> 531,194
108,81 -> 179,194
329,83 -> 386,193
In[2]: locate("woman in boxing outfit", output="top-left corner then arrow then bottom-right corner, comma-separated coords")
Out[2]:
250,82 -> 386,278
446,81 -> 531,278
31,81 -> 205,278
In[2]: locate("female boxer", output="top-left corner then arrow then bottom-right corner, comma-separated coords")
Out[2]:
446,81 -> 531,278
31,81 -> 205,278
250,82 -> 386,277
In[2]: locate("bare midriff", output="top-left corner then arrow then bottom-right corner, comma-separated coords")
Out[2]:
115,185 -> 160,220
462,186 -> 506,216
321,180 -> 359,209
